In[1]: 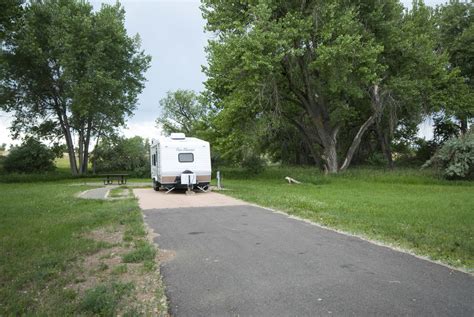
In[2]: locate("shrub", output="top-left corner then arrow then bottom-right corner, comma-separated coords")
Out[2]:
423,131 -> 474,179
3,138 -> 56,173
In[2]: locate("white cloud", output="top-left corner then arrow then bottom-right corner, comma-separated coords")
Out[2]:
417,118 -> 434,140
121,120 -> 163,141
0,114 -> 21,148
0,112 -> 164,149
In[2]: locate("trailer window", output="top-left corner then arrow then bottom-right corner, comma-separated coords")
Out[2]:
152,154 -> 156,166
178,153 -> 194,163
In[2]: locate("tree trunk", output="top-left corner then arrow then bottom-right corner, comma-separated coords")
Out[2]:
78,129 -> 84,175
81,147 -> 89,174
323,141 -> 338,173
81,119 -> 92,174
366,83 -> 394,169
375,122 -> 394,169
64,127 -> 78,175
55,107 -> 78,175
340,114 -> 377,171
91,120 -> 105,175
288,118 -> 322,168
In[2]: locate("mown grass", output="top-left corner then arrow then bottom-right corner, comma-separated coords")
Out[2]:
0,181 -> 163,315
218,166 -> 474,271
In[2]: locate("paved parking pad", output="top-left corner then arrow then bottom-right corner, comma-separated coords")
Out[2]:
134,189 -> 474,317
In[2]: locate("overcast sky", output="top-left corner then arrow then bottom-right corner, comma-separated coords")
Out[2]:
0,0 -> 447,146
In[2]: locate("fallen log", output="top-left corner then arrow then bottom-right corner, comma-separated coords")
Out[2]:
285,176 -> 302,184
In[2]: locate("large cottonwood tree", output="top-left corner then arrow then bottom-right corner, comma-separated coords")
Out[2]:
202,0 -> 467,172
1,0 -> 151,175
203,0 -> 385,172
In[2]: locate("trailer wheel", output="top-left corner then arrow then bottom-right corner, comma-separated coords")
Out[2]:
153,180 -> 160,191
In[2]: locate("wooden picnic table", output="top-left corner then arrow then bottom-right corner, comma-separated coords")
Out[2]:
101,174 -> 129,185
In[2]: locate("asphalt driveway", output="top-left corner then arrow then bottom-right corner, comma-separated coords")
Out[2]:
135,189 -> 474,316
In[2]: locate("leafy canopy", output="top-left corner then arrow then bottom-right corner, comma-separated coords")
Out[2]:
1,0 -> 151,174
157,90 -> 207,136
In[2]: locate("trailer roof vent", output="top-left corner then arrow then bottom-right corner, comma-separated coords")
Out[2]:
170,133 -> 186,140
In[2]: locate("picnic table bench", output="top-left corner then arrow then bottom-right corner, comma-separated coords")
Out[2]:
101,174 -> 128,185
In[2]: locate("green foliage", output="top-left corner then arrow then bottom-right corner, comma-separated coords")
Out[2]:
437,0 -> 474,86
435,0 -> 474,130
94,136 -> 150,177
79,282 -> 134,316
424,131 -> 474,179
0,0 -> 23,42
157,89 -> 211,136
203,0 -> 383,170
201,0 -> 462,172
1,0 -> 151,175
241,153 -> 265,174
3,138 -> 56,173
412,138 -> 438,165
366,153 -> 386,167
433,114 -> 461,143
0,155 -> 5,172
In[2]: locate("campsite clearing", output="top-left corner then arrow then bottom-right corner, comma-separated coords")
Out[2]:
218,167 -> 474,271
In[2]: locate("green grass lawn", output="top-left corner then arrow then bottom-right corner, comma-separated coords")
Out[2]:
0,181 -> 164,315
218,167 -> 474,271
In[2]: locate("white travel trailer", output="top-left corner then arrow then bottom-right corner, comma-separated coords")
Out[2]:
150,133 -> 211,191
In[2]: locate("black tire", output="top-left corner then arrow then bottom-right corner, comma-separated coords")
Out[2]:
153,180 -> 160,191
